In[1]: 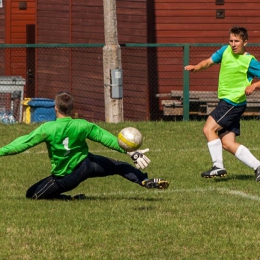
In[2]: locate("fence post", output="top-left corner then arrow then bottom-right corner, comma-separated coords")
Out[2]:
183,44 -> 190,121
103,0 -> 123,123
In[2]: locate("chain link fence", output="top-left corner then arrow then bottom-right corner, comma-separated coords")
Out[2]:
0,43 -> 260,124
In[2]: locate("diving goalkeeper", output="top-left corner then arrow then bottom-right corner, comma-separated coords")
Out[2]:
0,92 -> 169,200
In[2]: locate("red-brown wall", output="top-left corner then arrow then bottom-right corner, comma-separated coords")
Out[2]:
4,0 -> 36,92
36,0 -> 149,121
117,0 -> 149,120
152,0 -> 260,107
2,0 -> 260,120
0,1 -> 5,75
153,0 -> 260,44
0,2 -> 4,44
34,0 -> 260,120
36,1 -> 106,120
37,0 -> 70,44
5,0 -> 36,44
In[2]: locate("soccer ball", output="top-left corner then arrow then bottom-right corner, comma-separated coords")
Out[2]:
118,127 -> 143,152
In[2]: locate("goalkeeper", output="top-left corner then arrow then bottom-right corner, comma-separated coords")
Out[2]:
0,92 -> 169,200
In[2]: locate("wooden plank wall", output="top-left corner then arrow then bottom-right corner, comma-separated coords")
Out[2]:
9,0 -> 36,44
0,1 -> 5,75
153,0 -> 260,108
4,0 -> 260,120
117,0 -> 149,120
71,1 -> 104,120
37,0 -> 105,120
36,0 -> 150,121
37,1 -> 70,44
154,0 -> 260,44
0,1 -> 4,44
36,0 -> 72,108
71,0 -> 104,43
4,0 -> 36,82
117,0 -> 147,43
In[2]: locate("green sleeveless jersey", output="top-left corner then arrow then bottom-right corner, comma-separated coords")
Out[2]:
218,45 -> 254,104
0,117 -> 126,176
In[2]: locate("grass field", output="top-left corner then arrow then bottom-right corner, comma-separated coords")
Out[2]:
1,120 -> 260,259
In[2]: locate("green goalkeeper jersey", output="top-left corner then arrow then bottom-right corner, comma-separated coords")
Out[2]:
0,117 -> 126,176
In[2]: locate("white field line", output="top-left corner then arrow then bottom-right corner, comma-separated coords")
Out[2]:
216,188 -> 260,201
86,147 -> 260,153
19,151 -> 260,201
7,150 -> 260,201
21,146 -> 260,155
94,187 -> 260,202
173,187 -> 260,201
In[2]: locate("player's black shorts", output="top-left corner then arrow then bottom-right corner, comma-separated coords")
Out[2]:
210,99 -> 246,136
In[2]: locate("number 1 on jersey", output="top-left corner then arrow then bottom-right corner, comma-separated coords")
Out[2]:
62,137 -> 71,155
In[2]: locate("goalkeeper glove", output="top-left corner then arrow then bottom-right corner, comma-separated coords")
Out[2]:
127,148 -> 151,169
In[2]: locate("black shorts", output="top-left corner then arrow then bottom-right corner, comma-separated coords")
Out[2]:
210,99 -> 246,136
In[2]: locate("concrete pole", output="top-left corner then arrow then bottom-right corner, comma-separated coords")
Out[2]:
103,0 -> 123,123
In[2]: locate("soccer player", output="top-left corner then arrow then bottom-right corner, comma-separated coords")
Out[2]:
0,92 -> 169,200
184,25 -> 260,180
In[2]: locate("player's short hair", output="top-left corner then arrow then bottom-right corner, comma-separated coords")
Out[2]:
230,25 -> 248,41
55,92 -> 74,116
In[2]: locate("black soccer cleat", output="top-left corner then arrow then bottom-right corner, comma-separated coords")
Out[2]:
142,178 -> 169,189
201,166 -> 227,178
255,166 -> 260,182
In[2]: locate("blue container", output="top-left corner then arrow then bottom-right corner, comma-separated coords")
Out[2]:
28,98 -> 56,123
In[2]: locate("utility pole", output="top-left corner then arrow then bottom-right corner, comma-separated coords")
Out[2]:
103,0 -> 123,123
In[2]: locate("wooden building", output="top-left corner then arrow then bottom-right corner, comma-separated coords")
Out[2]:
2,0 -> 35,77
1,0 -> 260,121
36,0 -> 151,121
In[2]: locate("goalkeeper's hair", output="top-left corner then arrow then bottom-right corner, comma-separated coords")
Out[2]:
55,91 -> 74,116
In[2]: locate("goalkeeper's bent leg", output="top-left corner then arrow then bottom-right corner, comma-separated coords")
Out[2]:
26,175 -> 62,200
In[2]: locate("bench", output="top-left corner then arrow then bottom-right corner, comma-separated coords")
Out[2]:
156,91 -> 260,117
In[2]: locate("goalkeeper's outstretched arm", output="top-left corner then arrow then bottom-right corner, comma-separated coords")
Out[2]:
0,126 -> 46,156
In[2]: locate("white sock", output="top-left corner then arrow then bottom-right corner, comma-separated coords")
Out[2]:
207,139 -> 224,169
235,145 -> 260,170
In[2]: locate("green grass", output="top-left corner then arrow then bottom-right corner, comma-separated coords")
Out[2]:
1,120 -> 260,259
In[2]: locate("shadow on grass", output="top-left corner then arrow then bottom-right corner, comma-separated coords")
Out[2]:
133,206 -> 156,211
13,194 -> 169,202
80,195 -> 166,202
212,174 -> 254,182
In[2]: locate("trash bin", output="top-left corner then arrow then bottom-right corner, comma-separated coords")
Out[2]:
28,98 -> 56,123
22,98 -> 31,124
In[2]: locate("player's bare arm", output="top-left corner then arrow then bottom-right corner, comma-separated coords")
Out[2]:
184,57 -> 215,72
245,81 -> 260,95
